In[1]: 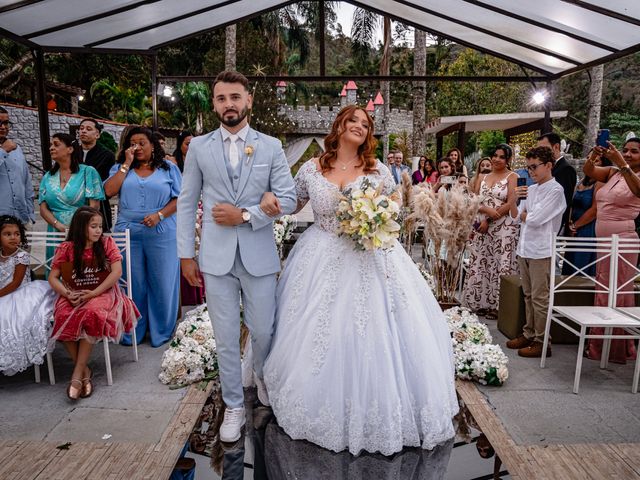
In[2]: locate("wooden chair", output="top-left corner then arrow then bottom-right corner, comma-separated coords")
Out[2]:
541,235 -> 640,393
25,230 -> 138,386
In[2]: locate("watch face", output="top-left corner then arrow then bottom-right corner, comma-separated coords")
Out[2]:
242,211 -> 251,222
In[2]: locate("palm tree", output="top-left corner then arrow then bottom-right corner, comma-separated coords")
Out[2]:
583,64 -> 604,157
352,8 -> 392,157
175,82 -> 211,134
412,28 -> 427,156
225,25 -> 236,71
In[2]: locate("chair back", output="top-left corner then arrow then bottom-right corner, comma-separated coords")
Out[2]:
611,235 -> 640,307
551,235 -> 617,308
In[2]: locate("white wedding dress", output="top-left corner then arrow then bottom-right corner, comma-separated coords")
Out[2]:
0,250 -> 56,376
264,160 -> 459,456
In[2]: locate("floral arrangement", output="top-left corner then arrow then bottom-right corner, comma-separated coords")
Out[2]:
159,305 -> 218,388
336,178 -> 401,251
409,184 -> 481,303
195,200 -> 204,256
416,261 -> 436,291
444,306 -> 509,386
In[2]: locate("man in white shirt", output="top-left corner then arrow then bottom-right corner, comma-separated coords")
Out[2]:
506,146 -> 566,358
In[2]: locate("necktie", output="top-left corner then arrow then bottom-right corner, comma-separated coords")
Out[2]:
393,165 -> 400,183
229,134 -> 239,169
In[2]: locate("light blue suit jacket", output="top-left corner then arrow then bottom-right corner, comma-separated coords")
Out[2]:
177,127 -> 297,277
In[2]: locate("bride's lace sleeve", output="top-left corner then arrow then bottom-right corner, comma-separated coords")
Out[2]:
294,160 -> 313,202
377,162 -> 398,196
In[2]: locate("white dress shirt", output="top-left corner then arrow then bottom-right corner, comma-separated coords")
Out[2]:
512,178 -> 566,259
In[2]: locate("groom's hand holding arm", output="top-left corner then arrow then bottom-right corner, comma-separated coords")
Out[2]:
212,203 -> 244,226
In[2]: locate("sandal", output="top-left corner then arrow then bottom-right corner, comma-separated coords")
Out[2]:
80,367 -> 94,399
67,379 -> 82,401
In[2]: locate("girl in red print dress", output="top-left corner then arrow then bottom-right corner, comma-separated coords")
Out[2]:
48,206 -> 139,400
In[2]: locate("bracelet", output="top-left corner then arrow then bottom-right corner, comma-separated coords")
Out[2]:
619,166 -> 631,174
157,211 -> 165,221
53,219 -> 58,226
119,164 -> 130,173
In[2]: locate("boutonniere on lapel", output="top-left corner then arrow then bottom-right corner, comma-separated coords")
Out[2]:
245,145 -> 255,165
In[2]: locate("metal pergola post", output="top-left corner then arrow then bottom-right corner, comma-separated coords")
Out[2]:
151,53 -> 158,131
32,48 -> 51,171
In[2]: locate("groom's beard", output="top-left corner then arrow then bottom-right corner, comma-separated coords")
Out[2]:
217,106 -> 249,128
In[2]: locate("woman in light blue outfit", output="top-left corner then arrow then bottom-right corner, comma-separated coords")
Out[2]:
104,127 -> 181,347
39,133 -> 104,263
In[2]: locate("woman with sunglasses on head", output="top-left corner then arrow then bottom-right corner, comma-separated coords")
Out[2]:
462,144 -> 519,319
582,138 -> 640,364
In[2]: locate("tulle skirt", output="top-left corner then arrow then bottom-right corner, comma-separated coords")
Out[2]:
264,225 -> 459,456
0,280 -> 57,376
50,286 -> 140,344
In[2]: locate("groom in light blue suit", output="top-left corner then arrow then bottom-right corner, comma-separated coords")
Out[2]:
177,71 -> 296,442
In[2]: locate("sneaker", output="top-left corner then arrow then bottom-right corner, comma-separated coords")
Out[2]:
254,373 -> 270,407
506,335 -> 532,350
518,342 -> 551,358
219,407 -> 246,443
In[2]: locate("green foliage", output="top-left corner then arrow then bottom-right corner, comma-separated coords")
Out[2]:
477,131 -> 506,156
435,48 -> 527,116
605,113 -> 640,146
97,131 -> 117,154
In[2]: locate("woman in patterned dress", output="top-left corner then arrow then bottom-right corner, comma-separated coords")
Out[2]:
462,144 -> 520,318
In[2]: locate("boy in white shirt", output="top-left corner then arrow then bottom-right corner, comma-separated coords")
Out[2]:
506,146 -> 566,358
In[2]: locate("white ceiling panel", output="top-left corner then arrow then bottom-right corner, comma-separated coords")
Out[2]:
0,0 -> 638,79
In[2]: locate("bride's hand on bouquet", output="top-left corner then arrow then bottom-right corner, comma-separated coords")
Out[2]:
260,192 -> 281,217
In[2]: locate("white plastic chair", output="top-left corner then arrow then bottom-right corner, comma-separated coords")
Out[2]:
25,229 -> 138,386
541,235 -> 640,393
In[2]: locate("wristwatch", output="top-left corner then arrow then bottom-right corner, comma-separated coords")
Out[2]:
157,211 -> 165,221
241,209 -> 251,223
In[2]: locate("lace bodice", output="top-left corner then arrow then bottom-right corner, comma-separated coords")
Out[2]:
0,250 -> 30,290
295,160 -> 397,233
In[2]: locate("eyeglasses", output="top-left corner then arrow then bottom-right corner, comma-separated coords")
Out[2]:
0,120 -> 11,127
527,163 -> 547,172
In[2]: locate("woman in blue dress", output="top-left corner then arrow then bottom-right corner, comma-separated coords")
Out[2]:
561,170 -> 602,277
104,127 -> 181,347
39,133 -> 104,262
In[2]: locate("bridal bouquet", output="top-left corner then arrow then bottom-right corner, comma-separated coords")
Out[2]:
273,214 -> 296,254
159,305 -> 218,388
444,307 -> 509,386
336,178 -> 401,251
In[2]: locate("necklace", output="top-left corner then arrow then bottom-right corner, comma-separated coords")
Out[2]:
0,249 -> 17,259
336,157 -> 357,171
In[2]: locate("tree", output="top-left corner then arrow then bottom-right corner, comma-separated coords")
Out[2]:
412,28 -> 427,156
583,65 -> 604,156
174,82 -> 211,134
225,25 -> 237,71
352,9 -> 392,157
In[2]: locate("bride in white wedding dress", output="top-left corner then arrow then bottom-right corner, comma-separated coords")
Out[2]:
263,105 -> 458,456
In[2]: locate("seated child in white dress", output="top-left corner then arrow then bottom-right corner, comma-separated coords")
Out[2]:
0,215 -> 57,375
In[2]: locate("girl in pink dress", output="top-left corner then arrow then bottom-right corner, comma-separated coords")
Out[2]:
48,206 -> 140,399
584,139 -> 640,364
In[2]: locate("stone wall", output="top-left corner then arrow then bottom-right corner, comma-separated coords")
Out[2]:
1,103 -> 127,188
278,104 -> 414,136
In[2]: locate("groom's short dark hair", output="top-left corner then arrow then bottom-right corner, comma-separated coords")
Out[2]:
213,71 -> 249,91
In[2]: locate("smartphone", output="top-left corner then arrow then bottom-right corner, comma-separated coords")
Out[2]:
596,129 -> 610,148
517,177 -> 527,187
441,175 -> 456,185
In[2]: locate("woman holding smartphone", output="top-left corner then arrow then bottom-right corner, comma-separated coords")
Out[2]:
462,144 -> 520,318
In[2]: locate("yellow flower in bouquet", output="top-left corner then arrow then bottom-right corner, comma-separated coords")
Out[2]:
336,178 -> 401,251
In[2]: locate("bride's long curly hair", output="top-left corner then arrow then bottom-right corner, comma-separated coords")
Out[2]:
319,105 -> 378,174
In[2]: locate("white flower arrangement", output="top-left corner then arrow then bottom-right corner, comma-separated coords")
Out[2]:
444,306 -> 508,386
273,214 -> 297,259
159,305 -> 218,388
417,262 -> 436,291
336,178 -> 401,251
